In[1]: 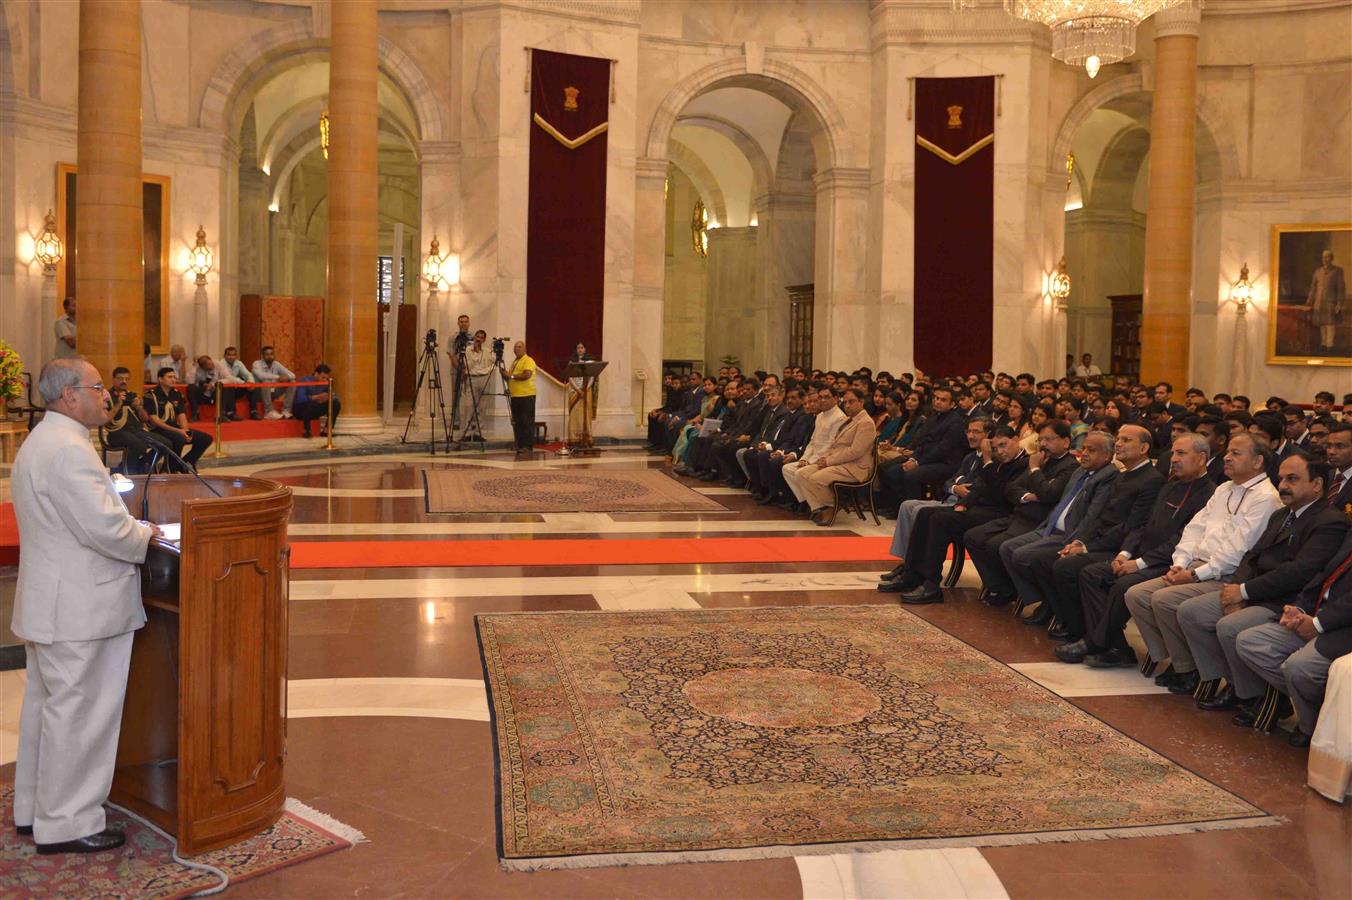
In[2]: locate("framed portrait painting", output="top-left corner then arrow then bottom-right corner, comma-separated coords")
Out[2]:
1267,223 -> 1352,366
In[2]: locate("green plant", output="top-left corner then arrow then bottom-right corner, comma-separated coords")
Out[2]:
0,340 -> 22,403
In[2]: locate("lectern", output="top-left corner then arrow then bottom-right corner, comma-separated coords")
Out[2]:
113,474 -> 292,855
563,360 -> 607,455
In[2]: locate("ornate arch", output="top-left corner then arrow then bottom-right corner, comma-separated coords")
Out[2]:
197,21 -> 445,142
644,57 -> 851,171
1049,72 -> 1241,184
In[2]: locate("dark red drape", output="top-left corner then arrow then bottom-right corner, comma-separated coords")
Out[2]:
527,49 -> 610,380
913,76 -> 994,376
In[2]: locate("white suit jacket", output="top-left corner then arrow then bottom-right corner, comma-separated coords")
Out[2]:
10,411 -> 154,644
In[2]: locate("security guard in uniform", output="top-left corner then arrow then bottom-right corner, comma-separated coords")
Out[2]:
142,367 -> 213,469
104,367 -> 175,474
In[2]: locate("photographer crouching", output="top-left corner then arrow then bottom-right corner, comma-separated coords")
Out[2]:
502,340 -> 537,457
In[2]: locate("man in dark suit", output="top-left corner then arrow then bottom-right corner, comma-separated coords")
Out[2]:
970,381 -> 994,419
1281,405 -> 1313,452
1031,425 -> 1166,643
1323,422 -> 1352,510
1235,528 -> 1352,745
717,383 -> 788,487
997,430 -> 1120,625
1179,452 -> 1349,713
877,385 -> 968,513
896,426 -> 1028,605
1154,381 -> 1187,419
751,387 -> 817,503
1059,433 -> 1217,666
735,384 -> 797,490
964,420 -> 1079,606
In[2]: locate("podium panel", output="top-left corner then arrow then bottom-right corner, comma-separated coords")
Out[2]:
114,475 -> 292,855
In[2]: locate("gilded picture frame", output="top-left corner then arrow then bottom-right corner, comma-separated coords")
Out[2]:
55,163 -> 172,354
1266,222 -> 1352,366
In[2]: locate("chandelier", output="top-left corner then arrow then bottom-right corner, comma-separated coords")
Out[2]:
956,2 -> 1191,78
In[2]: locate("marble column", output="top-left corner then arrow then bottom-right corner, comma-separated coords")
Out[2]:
1139,2 -> 1201,388
326,0 -> 380,429
76,0 -> 143,383
813,168 -> 872,370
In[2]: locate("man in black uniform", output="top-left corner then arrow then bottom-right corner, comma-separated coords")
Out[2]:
103,367 -> 175,474
142,367 -> 212,469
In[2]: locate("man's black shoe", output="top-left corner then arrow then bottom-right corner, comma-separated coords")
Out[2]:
1165,670 -> 1200,695
1054,639 -> 1091,664
1288,729 -> 1312,748
1153,665 -> 1179,687
1232,699 -> 1260,728
880,563 -> 907,582
876,508 -> 899,519
1047,624 -> 1075,642
36,828 -> 125,855
877,579 -> 906,593
981,593 -> 1014,607
1021,604 -> 1052,626
1084,647 -> 1137,668
1197,685 -> 1239,711
16,825 -> 32,836
698,472 -> 720,482
901,588 -> 944,605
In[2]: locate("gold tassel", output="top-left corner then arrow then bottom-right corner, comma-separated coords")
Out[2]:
524,47 -> 532,93
907,77 -> 914,120
996,74 -> 1003,117
610,59 -> 617,103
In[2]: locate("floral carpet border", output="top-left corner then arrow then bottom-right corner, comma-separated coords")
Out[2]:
477,606 -> 1278,871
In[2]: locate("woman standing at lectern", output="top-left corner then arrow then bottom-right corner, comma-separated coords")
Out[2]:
567,341 -> 598,443
10,358 -> 160,854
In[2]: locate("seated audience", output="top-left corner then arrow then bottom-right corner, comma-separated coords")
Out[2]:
782,387 -> 877,525
294,364 -> 341,438
142,367 -> 213,467
103,366 -> 175,473
876,385 -> 966,514
251,345 -> 298,419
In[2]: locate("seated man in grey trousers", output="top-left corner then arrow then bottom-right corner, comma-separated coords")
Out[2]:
1176,452 -> 1347,712
1234,529 -> 1352,747
1123,433 -> 1280,695
878,418 -> 989,585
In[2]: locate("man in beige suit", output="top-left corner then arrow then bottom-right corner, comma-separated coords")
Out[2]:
11,358 -> 158,854
786,387 -> 878,524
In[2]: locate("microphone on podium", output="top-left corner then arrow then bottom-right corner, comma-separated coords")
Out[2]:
140,443 -> 224,524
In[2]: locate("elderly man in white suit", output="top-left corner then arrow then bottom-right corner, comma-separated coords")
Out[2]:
11,358 -> 158,854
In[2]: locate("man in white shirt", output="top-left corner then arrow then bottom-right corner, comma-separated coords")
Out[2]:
458,330 -> 496,440
1072,352 -> 1101,378
53,298 -> 77,359
781,387 -> 847,506
1124,432 -> 1282,695
12,358 -> 158,854
250,345 -> 297,419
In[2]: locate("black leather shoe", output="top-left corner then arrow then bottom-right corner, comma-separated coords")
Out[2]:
1232,700 -> 1260,728
1166,670 -> 1200,695
1021,604 -> 1052,626
1084,647 -> 1137,668
36,828 -> 125,855
16,825 -> 32,836
1047,624 -> 1075,642
880,563 -> 907,582
1288,729 -> 1312,748
901,589 -> 944,605
1054,639 -> 1091,663
1197,685 -> 1239,711
1153,665 -> 1178,687
981,593 -> 1014,607
877,579 -> 907,593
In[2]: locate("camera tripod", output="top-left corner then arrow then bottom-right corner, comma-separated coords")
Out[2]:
401,330 -> 452,454
452,359 -> 512,450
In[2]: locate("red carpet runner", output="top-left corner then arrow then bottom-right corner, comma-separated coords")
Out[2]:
288,536 -> 894,570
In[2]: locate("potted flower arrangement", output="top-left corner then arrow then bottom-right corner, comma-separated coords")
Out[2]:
0,340 -> 24,418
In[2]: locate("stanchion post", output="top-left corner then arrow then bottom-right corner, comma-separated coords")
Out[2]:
212,380 -> 228,457
325,377 -> 335,451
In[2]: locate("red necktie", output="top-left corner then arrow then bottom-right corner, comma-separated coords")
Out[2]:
1316,551 -> 1352,614
1329,472 -> 1346,501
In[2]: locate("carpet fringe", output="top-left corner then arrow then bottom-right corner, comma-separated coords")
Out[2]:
499,815 -> 1284,872
285,798 -> 368,846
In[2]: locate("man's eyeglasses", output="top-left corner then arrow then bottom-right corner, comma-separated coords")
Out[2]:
70,383 -> 106,393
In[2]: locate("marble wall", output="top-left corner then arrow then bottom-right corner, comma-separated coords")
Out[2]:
2,0 -> 1350,435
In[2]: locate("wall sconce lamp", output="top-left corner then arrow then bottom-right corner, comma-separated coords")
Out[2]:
320,110 -> 330,160
188,226 -> 213,285
35,210 -> 63,274
1049,256 -> 1072,301
423,236 -> 444,288
1229,262 -> 1254,313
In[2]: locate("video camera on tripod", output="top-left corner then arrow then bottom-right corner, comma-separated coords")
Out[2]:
451,329 -> 471,356
425,328 -> 439,351
491,336 -> 511,365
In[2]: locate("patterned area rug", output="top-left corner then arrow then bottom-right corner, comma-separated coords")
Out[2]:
477,606 -> 1277,871
0,785 -> 361,897
424,468 -> 727,514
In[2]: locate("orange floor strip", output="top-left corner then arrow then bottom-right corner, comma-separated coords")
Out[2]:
0,503 -> 16,566
288,535 -> 895,570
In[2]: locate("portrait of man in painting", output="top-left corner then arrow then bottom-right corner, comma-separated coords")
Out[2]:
1268,224 -> 1352,365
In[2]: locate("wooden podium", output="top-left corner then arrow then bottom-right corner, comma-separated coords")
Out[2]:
113,474 -> 292,855
563,360 -> 607,455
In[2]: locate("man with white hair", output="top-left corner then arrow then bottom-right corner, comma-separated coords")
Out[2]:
10,358 -> 159,854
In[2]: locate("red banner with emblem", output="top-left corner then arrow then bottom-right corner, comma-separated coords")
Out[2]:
913,76 -> 995,375
526,49 -> 610,380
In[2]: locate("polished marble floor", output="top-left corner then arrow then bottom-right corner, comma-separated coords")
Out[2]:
2,448 -> 1349,898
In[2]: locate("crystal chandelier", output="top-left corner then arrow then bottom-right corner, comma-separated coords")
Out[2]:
961,1 -> 1192,78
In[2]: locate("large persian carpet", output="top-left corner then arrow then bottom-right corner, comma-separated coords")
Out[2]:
424,468 -> 727,514
0,784 -> 361,898
477,606 -> 1276,871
